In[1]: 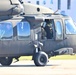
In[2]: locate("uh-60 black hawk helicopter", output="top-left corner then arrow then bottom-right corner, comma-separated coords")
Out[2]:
0,0 -> 75,66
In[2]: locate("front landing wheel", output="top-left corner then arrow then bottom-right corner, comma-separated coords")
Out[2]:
33,51 -> 48,66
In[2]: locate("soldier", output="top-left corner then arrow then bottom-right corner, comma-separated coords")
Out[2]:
44,20 -> 53,39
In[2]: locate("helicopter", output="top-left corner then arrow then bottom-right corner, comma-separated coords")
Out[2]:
0,0 -> 75,66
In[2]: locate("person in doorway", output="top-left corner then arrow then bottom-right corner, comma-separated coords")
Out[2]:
41,22 -> 46,39
44,20 -> 53,39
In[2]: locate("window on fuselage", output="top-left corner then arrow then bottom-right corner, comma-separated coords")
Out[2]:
17,22 -> 30,40
65,19 -> 76,34
55,21 -> 62,39
0,22 -> 13,40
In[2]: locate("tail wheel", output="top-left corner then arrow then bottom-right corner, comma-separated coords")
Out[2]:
0,57 -> 13,66
34,51 -> 48,66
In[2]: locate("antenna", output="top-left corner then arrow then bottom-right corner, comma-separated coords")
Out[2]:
53,9 -> 59,14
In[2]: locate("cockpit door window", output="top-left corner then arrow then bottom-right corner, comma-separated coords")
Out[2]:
54,19 -> 63,40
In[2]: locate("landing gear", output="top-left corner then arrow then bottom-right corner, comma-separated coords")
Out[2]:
0,57 -> 13,66
33,51 -> 48,66
33,37 -> 48,66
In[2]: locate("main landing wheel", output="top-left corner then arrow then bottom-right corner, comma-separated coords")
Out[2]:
33,51 -> 48,66
0,57 -> 13,66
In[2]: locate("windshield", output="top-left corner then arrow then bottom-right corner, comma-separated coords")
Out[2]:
65,19 -> 76,34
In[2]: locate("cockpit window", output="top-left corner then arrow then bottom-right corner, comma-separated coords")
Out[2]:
65,19 -> 76,34
55,21 -> 62,39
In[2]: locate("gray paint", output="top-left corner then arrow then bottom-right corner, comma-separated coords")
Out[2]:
0,15 -> 75,58
0,0 -> 75,58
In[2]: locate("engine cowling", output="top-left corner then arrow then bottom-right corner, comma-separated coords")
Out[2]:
23,3 -> 54,15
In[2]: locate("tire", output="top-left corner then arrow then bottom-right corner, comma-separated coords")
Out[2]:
34,51 -> 48,66
0,57 -> 13,66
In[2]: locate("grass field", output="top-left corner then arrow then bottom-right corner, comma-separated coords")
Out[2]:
19,54 -> 76,61
51,54 -> 76,60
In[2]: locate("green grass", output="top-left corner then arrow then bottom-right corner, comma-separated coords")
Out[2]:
19,56 -> 32,60
50,55 -> 76,60
19,54 -> 76,61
